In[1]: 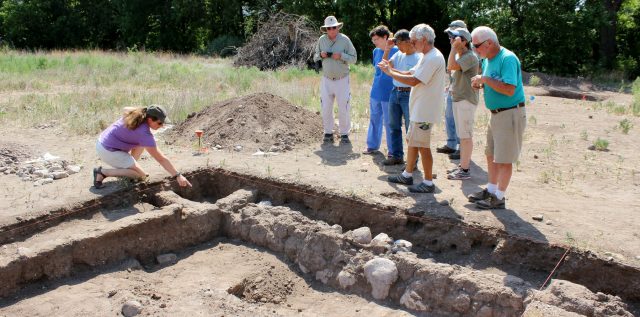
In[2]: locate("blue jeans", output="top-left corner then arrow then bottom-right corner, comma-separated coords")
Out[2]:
445,92 -> 459,149
366,98 -> 391,151
387,89 -> 410,158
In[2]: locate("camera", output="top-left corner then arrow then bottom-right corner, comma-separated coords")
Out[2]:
326,52 -> 333,57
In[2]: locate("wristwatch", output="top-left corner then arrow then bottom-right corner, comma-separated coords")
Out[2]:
174,172 -> 182,179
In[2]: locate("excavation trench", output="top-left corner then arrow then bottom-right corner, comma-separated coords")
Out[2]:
0,168 -> 637,316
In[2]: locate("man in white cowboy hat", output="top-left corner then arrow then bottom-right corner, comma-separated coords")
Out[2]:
314,15 -> 357,144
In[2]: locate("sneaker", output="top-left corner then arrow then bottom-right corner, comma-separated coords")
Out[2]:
323,133 -> 333,143
447,168 -> 471,180
387,174 -> 414,185
362,148 -> 378,154
448,150 -> 460,160
408,182 -> 435,193
436,145 -> 456,154
468,188 -> 490,203
476,193 -> 506,209
383,156 -> 404,166
340,135 -> 351,144
446,165 -> 461,174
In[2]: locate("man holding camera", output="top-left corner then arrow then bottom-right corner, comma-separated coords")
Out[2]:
314,16 -> 358,144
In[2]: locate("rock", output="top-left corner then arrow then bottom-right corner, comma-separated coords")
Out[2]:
330,224 -> 342,233
351,227 -> 372,244
257,200 -> 272,207
49,165 -> 63,172
372,233 -> 392,244
108,290 -> 118,297
400,290 -> 428,311
546,221 -> 553,225
66,165 -> 82,174
151,294 -> 161,300
315,269 -> 332,284
214,144 -> 222,150
226,118 -> 234,123
156,253 -> 178,265
52,172 -> 69,180
41,178 -> 54,185
234,145 -> 243,152
363,258 -> 398,300
337,270 -> 356,289
532,214 -> 544,221
392,240 -> 413,253
636,255 -> 640,260
268,145 -> 280,152
122,300 -> 143,317
534,154 -> 539,159
33,169 -> 50,177
439,200 -> 450,206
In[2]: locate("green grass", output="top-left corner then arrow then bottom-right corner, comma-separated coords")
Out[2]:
593,138 -> 610,151
0,50 -> 374,134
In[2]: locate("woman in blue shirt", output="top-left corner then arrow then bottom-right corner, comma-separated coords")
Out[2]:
363,25 -> 399,155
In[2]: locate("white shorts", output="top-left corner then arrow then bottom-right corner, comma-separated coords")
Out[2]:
96,141 -> 135,169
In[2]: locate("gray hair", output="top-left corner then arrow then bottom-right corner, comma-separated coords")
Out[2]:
409,24 -> 436,45
471,26 -> 499,45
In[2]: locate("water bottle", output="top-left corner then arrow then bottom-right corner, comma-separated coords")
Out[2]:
527,95 -> 535,105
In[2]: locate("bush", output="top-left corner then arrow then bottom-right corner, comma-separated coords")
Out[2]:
529,75 -> 541,86
593,138 -> 609,151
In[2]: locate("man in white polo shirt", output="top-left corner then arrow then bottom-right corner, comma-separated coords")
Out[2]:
313,16 -> 358,144
378,24 -> 446,193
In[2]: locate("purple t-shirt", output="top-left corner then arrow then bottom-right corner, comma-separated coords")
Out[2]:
98,118 -> 156,151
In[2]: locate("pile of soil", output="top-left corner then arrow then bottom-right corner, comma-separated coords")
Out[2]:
169,93 -> 322,152
227,271 -> 296,304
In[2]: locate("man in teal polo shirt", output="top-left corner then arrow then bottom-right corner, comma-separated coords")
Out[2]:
468,26 -> 526,209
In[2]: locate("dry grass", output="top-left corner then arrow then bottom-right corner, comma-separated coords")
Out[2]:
0,50 -> 374,134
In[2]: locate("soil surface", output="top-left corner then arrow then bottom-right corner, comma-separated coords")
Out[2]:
0,239 -> 411,317
0,85 -> 639,315
169,93 -> 323,153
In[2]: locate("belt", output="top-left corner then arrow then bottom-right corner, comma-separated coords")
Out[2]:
490,102 -> 525,114
325,74 -> 348,81
395,87 -> 411,92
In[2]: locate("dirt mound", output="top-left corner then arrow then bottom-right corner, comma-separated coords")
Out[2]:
169,93 -> 322,152
227,271 -> 295,304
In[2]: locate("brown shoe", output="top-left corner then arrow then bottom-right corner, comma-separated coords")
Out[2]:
436,145 -> 456,154
476,193 -> 506,209
383,156 -> 404,166
468,188 -> 490,202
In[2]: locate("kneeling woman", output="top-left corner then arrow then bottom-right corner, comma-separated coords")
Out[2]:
93,105 -> 191,188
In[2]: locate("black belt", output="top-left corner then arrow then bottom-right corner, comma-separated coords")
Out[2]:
490,102 -> 525,114
395,87 -> 411,92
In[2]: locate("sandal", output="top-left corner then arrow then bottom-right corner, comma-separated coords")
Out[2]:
93,166 -> 106,189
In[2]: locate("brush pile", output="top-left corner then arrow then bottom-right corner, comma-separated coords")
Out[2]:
234,13 -> 319,70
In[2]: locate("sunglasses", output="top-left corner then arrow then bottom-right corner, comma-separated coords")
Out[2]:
326,26 -> 338,30
472,39 -> 488,49
149,116 -> 164,126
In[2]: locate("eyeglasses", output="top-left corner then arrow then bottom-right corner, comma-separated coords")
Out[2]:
472,39 -> 488,49
326,26 -> 337,30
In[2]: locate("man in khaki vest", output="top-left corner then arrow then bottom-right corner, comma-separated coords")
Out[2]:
314,16 -> 357,144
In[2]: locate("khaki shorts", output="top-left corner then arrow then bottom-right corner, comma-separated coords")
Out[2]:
96,141 -> 136,169
485,106 -> 526,163
452,99 -> 478,139
407,122 -> 432,148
